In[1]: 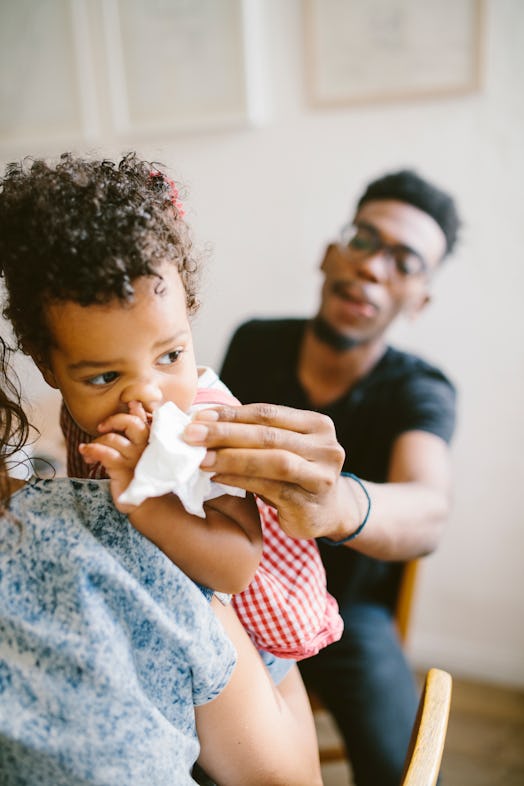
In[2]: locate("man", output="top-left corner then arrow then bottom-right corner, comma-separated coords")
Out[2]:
206,170 -> 460,786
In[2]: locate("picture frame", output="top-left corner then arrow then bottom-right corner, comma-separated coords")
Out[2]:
103,0 -> 260,137
303,0 -> 485,107
0,0 -> 98,148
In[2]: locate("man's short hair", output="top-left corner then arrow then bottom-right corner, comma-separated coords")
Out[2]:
357,169 -> 460,257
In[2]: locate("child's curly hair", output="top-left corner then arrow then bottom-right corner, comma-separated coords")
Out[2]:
0,152 -> 200,363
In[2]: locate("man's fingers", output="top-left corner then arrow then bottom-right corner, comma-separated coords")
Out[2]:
208,471 -> 306,508
193,403 -> 336,437
186,421 -> 304,452
185,416 -> 343,466
202,447 -> 335,495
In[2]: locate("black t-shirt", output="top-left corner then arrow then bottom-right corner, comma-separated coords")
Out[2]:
220,318 -> 457,613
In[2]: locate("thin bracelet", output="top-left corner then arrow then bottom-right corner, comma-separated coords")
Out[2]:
319,472 -> 371,546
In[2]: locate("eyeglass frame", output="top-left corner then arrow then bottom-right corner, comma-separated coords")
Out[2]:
338,221 -> 430,279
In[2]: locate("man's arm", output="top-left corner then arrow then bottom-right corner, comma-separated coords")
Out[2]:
334,430 -> 452,560
183,404 -> 452,561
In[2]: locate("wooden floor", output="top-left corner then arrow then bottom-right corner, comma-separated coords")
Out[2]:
317,674 -> 524,786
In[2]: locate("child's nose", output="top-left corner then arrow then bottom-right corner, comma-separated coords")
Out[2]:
120,380 -> 163,413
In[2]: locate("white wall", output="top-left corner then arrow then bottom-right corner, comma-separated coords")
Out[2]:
1,0 -> 523,686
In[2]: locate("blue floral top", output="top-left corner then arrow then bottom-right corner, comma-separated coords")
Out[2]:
0,479 -> 236,785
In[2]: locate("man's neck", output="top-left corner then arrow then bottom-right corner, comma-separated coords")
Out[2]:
297,319 -> 386,407
310,314 -> 364,352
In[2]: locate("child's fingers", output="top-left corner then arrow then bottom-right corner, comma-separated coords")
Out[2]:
97,412 -> 150,446
79,441 -> 125,469
128,400 -> 151,424
80,433 -> 140,464
79,441 -> 139,513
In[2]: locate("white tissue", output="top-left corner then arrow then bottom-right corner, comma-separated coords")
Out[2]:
118,400 -> 245,517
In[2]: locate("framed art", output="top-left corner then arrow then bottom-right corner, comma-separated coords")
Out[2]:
102,0 -> 260,136
0,0 -> 98,147
303,0 -> 484,107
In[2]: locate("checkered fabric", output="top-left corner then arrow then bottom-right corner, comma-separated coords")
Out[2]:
60,404 -> 103,480
61,369 -> 343,660
232,498 -> 343,658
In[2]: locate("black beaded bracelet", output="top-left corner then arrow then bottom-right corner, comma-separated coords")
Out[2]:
319,472 -> 371,546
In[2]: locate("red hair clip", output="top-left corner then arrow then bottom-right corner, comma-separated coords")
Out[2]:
149,170 -> 185,217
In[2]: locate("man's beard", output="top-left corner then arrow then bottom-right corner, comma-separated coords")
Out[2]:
311,314 -> 367,352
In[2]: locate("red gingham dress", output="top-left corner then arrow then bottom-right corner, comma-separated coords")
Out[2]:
61,369 -> 343,659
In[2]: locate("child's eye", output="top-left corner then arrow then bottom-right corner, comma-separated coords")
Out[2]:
157,349 -> 182,366
87,371 -> 119,386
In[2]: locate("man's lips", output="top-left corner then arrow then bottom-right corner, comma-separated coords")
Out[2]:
331,282 -> 378,318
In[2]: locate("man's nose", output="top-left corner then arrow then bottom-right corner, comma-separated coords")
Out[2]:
120,379 -> 163,412
354,249 -> 391,283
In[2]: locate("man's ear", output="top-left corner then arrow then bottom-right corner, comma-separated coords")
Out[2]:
405,291 -> 431,321
320,243 -> 338,272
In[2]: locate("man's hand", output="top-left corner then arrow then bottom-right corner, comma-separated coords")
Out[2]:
183,403 -> 348,540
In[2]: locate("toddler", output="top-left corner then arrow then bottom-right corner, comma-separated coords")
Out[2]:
0,152 -> 342,664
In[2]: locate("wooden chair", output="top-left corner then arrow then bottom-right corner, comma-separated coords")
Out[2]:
400,668 -> 452,786
310,559 -> 420,763
313,666 -> 452,784
394,558 -> 419,643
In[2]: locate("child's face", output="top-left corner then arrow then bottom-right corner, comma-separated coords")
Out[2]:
40,264 -> 199,437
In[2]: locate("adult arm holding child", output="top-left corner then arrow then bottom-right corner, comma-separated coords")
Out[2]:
196,597 -> 322,786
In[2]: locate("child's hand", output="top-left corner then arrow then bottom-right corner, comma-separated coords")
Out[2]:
79,402 -> 151,512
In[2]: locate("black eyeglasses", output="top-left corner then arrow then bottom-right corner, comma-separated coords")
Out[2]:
339,223 -> 429,278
